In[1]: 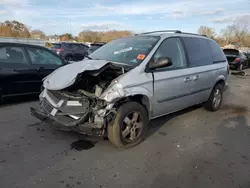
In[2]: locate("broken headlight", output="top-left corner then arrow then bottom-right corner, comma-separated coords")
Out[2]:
101,81 -> 125,102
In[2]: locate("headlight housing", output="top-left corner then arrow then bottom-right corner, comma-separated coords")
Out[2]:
101,81 -> 125,102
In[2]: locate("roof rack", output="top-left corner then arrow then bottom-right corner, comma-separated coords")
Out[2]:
135,30 -> 207,37
91,42 -> 106,45
135,30 -> 181,35
180,32 -> 207,37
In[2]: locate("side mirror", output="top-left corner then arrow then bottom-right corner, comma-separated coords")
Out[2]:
148,57 -> 173,70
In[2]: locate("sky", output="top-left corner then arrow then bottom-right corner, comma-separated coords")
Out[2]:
0,0 -> 249,35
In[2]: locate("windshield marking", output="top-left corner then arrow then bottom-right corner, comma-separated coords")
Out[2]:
114,47 -> 133,55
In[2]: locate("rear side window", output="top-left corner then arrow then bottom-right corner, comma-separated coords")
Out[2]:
206,40 -> 226,63
81,44 -> 89,50
239,53 -> 246,59
27,47 -> 63,65
0,46 -> 28,64
63,43 -> 74,49
182,37 -> 213,67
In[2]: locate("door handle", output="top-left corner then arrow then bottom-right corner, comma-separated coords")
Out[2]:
193,75 -> 199,81
184,77 -> 191,83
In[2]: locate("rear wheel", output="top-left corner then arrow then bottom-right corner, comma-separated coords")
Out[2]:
238,64 -> 243,71
65,55 -> 74,61
0,89 -> 2,104
204,84 -> 223,111
107,102 -> 149,149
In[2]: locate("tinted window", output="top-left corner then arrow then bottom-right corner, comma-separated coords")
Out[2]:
89,46 -> 100,51
72,43 -> 88,50
27,47 -> 63,65
81,44 -> 89,50
51,43 -> 61,49
62,43 -> 74,49
206,39 -> 226,63
239,53 -> 246,59
183,37 -> 213,67
152,38 -> 187,70
0,46 -> 28,64
223,49 -> 239,56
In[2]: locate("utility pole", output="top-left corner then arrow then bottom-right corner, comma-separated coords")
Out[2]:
70,19 -> 72,34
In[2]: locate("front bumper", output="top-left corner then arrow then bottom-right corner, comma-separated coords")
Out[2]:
30,89 -> 106,135
30,107 -> 102,135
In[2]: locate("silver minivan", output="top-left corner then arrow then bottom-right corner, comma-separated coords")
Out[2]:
31,30 -> 229,149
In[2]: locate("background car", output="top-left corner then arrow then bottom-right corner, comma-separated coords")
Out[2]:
87,42 -> 106,55
223,48 -> 248,70
243,52 -> 250,67
50,42 -> 89,61
0,42 -> 67,100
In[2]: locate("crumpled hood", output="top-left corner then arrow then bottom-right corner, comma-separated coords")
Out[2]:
43,59 -> 115,90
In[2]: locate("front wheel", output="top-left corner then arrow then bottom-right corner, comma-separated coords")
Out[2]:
107,102 -> 149,149
204,84 -> 223,111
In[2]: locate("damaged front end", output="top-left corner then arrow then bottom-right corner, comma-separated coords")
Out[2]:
31,62 -> 128,136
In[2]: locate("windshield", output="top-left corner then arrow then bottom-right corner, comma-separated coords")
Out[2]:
89,36 -> 160,66
223,49 -> 239,56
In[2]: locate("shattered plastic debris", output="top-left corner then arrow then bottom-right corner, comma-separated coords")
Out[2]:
231,71 -> 247,76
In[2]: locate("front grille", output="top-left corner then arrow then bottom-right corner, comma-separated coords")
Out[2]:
46,90 -> 61,104
41,99 -> 54,114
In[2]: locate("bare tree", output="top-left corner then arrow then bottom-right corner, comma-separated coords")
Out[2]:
197,26 -> 216,38
30,30 -> 46,39
78,30 -> 132,42
221,25 -> 234,45
230,18 -> 249,46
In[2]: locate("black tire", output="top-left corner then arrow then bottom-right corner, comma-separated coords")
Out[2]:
204,84 -> 223,111
107,101 -> 149,149
0,89 -> 2,104
237,63 -> 243,71
65,55 -> 74,61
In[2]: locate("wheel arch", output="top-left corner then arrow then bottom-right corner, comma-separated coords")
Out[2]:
113,94 -> 152,119
216,79 -> 226,88
64,53 -> 74,58
214,75 -> 226,88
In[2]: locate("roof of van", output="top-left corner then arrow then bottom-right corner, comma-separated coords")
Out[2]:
135,30 -> 208,38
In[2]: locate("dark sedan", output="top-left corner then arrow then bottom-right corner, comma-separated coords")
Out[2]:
0,42 -> 67,101
223,49 -> 248,71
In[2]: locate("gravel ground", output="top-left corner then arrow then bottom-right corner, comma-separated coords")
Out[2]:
1,70 -> 250,188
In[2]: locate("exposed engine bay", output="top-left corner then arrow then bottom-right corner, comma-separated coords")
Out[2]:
31,62 -> 130,136
65,63 -> 125,96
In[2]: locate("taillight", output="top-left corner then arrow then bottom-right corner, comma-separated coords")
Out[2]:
235,57 -> 240,63
56,48 -> 64,53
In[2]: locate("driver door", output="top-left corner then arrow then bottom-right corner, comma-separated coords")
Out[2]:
151,37 -> 194,117
25,47 -> 64,92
